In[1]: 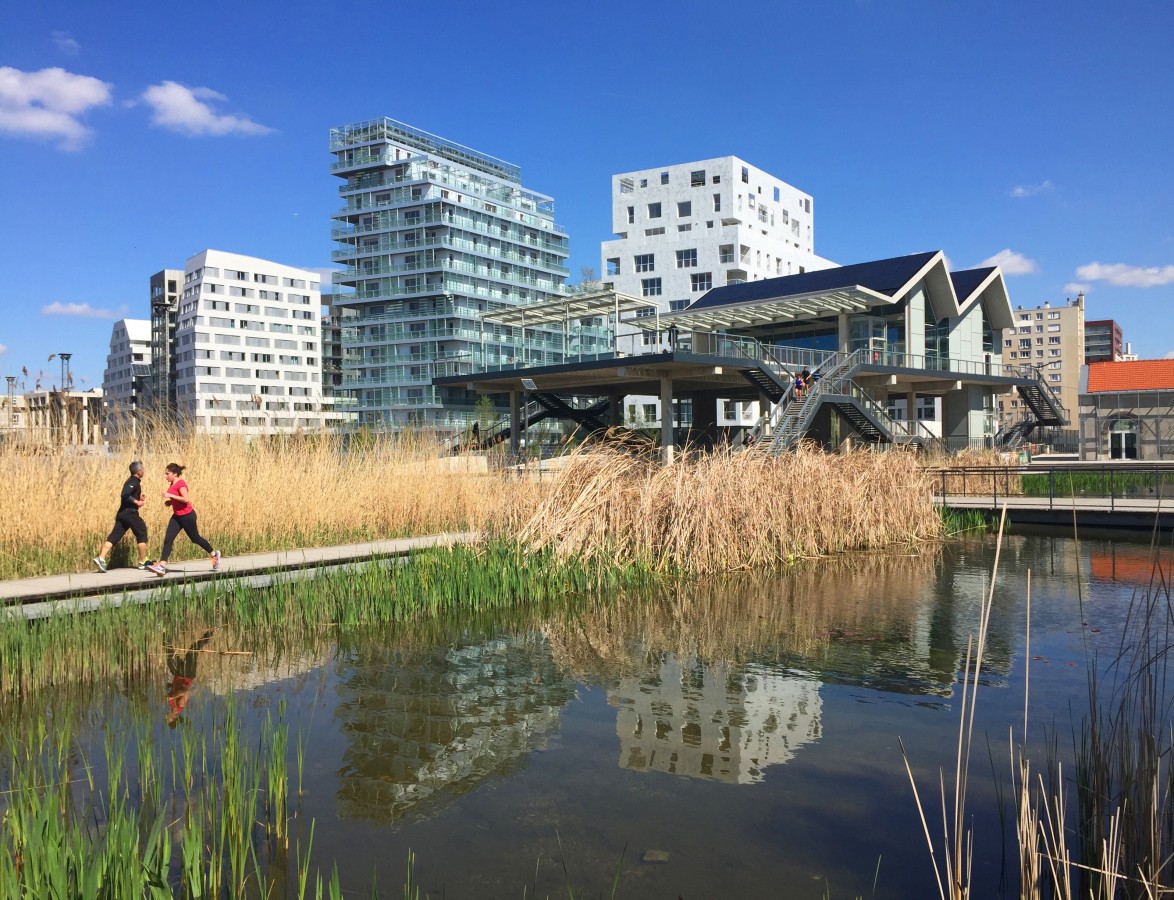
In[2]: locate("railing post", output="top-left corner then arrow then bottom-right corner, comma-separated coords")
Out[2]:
1110,468 -> 1115,512
1049,468 -> 1055,511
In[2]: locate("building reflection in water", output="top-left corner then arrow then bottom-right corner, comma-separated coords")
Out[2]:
327,543 -> 1028,806
612,656 -> 820,783
332,635 -> 576,825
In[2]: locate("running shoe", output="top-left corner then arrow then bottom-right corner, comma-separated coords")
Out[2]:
211,549 -> 221,571
147,563 -> 168,576
137,559 -> 155,570
93,557 -> 107,573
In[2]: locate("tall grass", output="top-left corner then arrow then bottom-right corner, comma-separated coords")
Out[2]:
499,443 -> 944,573
0,429 -> 540,579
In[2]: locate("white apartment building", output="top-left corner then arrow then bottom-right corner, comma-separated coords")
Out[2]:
174,250 -> 327,435
600,157 -> 834,428
101,318 -> 152,439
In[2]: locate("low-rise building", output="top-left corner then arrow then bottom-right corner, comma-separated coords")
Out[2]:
1078,359 -> 1174,460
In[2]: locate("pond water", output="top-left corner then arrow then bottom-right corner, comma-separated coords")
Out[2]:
7,532 -> 1171,898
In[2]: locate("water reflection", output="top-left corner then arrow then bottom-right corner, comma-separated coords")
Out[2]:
613,657 -> 821,783
331,635 -> 577,825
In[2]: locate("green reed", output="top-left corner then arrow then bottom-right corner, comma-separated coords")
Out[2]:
0,541 -> 656,699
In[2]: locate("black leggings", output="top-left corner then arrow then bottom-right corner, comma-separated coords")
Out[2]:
160,511 -> 213,560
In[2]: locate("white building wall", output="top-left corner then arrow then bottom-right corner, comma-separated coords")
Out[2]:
600,157 -> 834,428
174,250 -> 325,436
102,318 -> 152,438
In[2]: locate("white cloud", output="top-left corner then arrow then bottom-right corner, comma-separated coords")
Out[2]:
1075,262 -> 1174,288
1011,180 -> 1054,198
0,343 -> 7,356
52,31 -> 80,56
978,248 -> 1040,276
1164,350 -> 1174,360
1064,282 -> 1091,296
0,66 -> 112,150
140,81 -> 272,136
41,301 -> 127,320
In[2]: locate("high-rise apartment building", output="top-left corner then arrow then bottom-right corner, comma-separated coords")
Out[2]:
149,269 -> 181,415
1085,319 -> 1124,363
328,118 -> 570,431
101,318 -> 152,439
599,157 -> 834,426
174,250 -> 327,435
997,293 -> 1084,429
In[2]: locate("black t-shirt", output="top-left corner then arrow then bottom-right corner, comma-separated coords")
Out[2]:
119,475 -> 143,514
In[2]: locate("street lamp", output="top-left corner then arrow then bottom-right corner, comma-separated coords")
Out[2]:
5,375 -> 14,433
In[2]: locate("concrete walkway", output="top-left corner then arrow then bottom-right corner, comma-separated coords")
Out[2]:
1,532 -> 478,617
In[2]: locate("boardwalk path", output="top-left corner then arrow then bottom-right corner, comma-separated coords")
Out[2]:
1,532 -> 478,620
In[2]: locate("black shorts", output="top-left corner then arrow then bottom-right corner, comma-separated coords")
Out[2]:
107,510 -> 148,544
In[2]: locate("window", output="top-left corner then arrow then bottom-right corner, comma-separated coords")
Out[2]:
1019,339 -> 1032,349
758,206 -> 768,223
712,193 -> 721,212
627,206 -> 634,224
741,166 -> 749,183
660,171 -> 669,184
1035,312 -> 1043,320
677,201 -> 691,217
639,178 -> 648,188
1048,311 -> 1061,319
669,299 -> 689,311
634,307 -> 656,318
619,177 -> 634,193
773,187 -> 780,202
719,245 -> 734,263
690,170 -> 706,186
676,249 -> 697,268
606,258 -> 620,276
641,277 -> 662,297
1048,336 -> 1060,344
644,227 -> 665,236
647,202 -> 662,219
690,272 -> 712,292
635,254 -> 655,272
1048,324 -> 1060,332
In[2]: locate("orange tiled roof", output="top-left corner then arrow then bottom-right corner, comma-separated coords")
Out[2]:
1086,360 -> 1174,392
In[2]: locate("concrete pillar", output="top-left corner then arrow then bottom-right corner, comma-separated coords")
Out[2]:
509,390 -> 520,456
838,313 -> 850,353
689,393 -> 718,448
659,376 -> 675,464
906,389 -> 917,430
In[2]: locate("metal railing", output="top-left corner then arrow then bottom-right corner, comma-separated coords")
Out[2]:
930,464 -> 1174,511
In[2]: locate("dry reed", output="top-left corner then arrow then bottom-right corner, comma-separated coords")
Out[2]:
0,430 -> 543,578
498,443 -> 944,573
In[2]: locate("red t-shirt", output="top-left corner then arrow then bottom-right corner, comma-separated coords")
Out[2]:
166,479 -> 193,516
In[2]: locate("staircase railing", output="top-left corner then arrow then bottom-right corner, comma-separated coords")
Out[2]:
1016,366 -> 1069,424
759,349 -> 867,454
743,349 -> 843,448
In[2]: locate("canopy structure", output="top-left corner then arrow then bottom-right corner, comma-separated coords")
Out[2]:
480,289 -> 660,360
663,250 -> 962,333
660,286 -> 878,331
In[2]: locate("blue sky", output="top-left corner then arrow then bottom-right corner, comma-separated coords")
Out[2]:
2,1 -> 1172,389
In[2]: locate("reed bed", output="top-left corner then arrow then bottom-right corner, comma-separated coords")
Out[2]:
0,430 -> 543,579
500,443 -> 944,573
0,543 -> 648,699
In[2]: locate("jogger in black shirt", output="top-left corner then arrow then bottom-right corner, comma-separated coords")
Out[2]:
94,460 -> 150,571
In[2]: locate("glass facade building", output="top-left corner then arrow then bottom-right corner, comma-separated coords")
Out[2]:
329,118 -> 572,431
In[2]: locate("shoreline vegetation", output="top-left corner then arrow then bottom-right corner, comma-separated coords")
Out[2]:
0,430 -> 964,581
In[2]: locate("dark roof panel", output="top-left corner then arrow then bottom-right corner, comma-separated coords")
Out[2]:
688,251 -> 940,311
950,267 -> 997,303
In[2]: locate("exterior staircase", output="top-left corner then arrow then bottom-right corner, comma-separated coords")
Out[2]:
1015,374 -> 1068,426
743,348 -> 943,456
